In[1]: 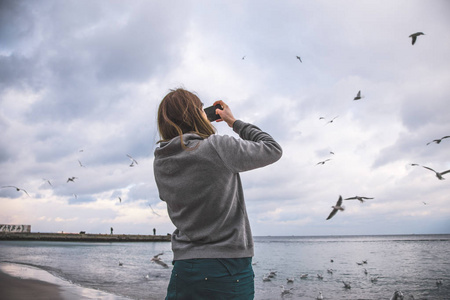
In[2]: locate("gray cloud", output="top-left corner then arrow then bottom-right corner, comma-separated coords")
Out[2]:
1,0 -> 449,235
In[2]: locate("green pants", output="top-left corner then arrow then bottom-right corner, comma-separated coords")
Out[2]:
165,258 -> 254,300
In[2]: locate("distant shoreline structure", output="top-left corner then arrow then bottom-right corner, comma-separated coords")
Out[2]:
0,232 -> 171,242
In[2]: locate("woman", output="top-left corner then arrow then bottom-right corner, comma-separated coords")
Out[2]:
153,88 -> 282,299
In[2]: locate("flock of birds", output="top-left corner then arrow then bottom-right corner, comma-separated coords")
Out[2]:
258,257 -> 443,299
0,152 -> 162,216
283,31 -> 450,221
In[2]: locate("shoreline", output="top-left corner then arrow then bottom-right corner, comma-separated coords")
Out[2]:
0,262 -> 131,300
0,270 -> 62,300
0,232 -> 171,242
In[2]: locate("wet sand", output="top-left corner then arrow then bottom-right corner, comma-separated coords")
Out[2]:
0,262 -> 130,300
0,270 -> 62,300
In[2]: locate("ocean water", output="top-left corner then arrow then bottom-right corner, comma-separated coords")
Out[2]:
0,235 -> 449,300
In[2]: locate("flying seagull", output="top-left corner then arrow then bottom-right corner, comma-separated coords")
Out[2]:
151,252 -> 169,268
317,159 -> 331,165
296,56 -> 302,63
242,55 -> 246,60
353,90 -> 363,100
43,178 -> 53,187
326,195 -> 344,220
344,196 -> 374,203
409,32 -> 424,45
127,154 -> 138,167
118,197 -> 122,203
412,164 -> 450,180
78,160 -> 85,167
326,116 -> 339,124
149,204 -> 161,216
426,136 -> 450,145
1,186 -> 30,197
67,177 -> 78,183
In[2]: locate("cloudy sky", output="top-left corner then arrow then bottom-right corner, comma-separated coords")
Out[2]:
1,0 -> 449,236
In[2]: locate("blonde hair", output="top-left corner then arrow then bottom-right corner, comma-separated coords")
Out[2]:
157,88 -> 216,146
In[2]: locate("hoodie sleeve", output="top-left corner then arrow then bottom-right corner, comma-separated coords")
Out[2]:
209,120 -> 283,173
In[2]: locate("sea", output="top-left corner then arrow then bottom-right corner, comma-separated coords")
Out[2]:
0,234 -> 449,300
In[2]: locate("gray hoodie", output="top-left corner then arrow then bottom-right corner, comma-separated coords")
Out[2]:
153,120 -> 282,260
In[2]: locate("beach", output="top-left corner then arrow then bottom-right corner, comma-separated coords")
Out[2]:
0,270 -> 62,300
0,262 -> 130,300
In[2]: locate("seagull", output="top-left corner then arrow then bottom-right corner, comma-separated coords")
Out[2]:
370,276 -> 379,283
327,269 -> 334,274
73,194 -> 78,199
353,90 -> 363,100
43,179 -> 53,187
344,196 -> 374,203
326,116 -> 339,124
390,291 -> 404,300
420,165 -> 450,180
149,204 -> 161,216
127,154 -> 138,167
423,201 -> 427,205
356,262 -> 364,266
364,268 -> 368,275
317,274 -> 324,280
436,279 -> 443,286
342,281 -> 351,289
326,195 -> 344,220
317,159 -> 331,165
286,278 -> 294,283
300,274 -> 308,279
362,259 -> 368,264
317,291 -> 324,300
426,136 -> 450,145
242,55 -> 246,60
151,253 -> 169,268
409,32 -> 424,45
78,160 -> 85,167
67,177 -> 78,183
280,285 -> 293,296
268,271 -> 277,278
1,186 -> 30,197
118,197 -> 122,203
263,275 -> 271,282
119,261 -> 123,266
296,56 -> 302,63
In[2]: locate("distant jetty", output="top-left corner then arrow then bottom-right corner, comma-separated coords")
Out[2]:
0,232 -> 171,242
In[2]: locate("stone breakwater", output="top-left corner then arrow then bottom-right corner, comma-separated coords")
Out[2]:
0,232 -> 171,242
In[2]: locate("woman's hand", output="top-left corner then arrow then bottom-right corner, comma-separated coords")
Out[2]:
213,100 -> 236,128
